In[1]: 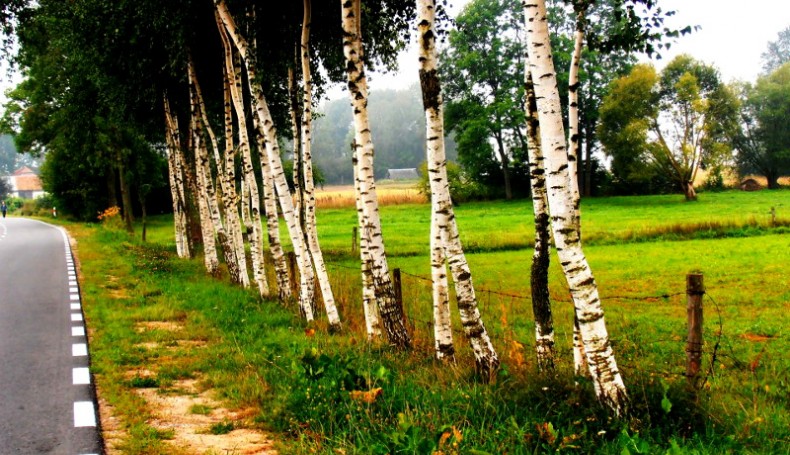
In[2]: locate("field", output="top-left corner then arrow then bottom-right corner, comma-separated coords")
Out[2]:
67,188 -> 789,454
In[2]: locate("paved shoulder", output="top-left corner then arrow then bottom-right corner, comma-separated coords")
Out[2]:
0,218 -> 103,454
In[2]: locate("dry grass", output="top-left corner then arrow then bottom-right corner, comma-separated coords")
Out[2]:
316,183 -> 426,209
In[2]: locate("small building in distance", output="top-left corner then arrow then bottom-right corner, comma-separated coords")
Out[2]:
7,166 -> 45,199
386,168 -> 419,180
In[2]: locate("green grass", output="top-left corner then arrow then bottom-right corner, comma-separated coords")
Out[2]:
68,189 -> 789,454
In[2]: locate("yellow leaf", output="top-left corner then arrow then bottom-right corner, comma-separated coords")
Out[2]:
349,387 -> 383,404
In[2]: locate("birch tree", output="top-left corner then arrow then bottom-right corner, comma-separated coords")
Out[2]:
524,67 -> 557,371
188,80 -> 220,276
215,0 -> 317,319
189,57 -> 247,287
215,10 -> 269,295
301,0 -> 341,331
524,0 -> 627,415
163,95 -> 191,259
341,0 -> 410,349
221,62 -> 251,288
417,0 -> 499,376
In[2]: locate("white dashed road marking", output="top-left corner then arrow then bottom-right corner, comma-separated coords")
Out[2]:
72,344 -> 88,357
73,367 -> 91,385
71,313 -> 83,322
72,326 -> 85,337
73,402 -> 97,427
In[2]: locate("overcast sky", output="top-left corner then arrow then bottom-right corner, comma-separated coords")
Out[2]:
358,0 -> 789,96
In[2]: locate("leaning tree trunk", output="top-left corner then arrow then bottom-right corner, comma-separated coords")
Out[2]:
189,57 -> 244,287
353,145 -> 382,340
163,95 -> 191,259
216,11 -> 269,295
301,0 -> 342,331
189,90 -> 220,275
418,0 -> 499,377
567,4 -> 586,227
241,11 -> 292,302
221,62 -> 251,287
215,0 -> 316,319
341,0 -> 410,349
288,65 -> 305,231
524,65 -> 556,372
524,0 -> 627,415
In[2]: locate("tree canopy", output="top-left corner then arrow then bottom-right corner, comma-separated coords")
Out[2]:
598,55 -> 740,199
734,62 -> 790,188
761,25 -> 790,75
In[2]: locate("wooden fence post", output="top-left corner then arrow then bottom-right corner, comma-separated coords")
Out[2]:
393,268 -> 405,325
287,252 -> 298,299
686,273 -> 705,386
770,206 -> 776,226
351,227 -> 358,254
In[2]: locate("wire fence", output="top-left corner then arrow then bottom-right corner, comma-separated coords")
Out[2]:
317,259 -> 770,384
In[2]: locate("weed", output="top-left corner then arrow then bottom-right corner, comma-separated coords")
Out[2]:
129,376 -> 159,388
208,421 -> 235,435
189,404 -> 213,415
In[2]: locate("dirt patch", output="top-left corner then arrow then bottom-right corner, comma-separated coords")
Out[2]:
98,397 -> 127,454
135,320 -> 186,332
135,379 -> 276,454
740,333 -> 774,342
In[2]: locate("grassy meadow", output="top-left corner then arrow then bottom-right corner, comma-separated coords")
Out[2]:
65,187 -> 788,454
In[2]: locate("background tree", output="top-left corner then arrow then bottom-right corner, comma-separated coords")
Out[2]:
761,25 -> 790,74
734,62 -> 790,188
442,0 -> 527,200
598,56 -> 740,200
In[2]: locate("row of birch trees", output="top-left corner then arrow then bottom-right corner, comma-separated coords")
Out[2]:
157,0 -> 631,415
2,0 -> 681,417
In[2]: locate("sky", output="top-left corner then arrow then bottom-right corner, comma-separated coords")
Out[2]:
356,0 -> 790,96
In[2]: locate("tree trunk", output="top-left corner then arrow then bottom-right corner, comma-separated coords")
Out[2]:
117,155 -> 134,234
163,95 -> 191,259
221,62 -> 251,288
189,93 -> 220,275
106,166 -> 118,208
583,111 -> 594,197
353,145 -> 382,340
525,0 -> 627,416
289,65 -> 305,229
189,56 -> 244,287
524,66 -> 556,371
682,181 -> 698,201
215,12 -> 269,295
301,0 -> 341,331
341,0 -> 410,349
419,0 -> 500,376
215,0 -> 316,318
567,5 -> 585,222
494,132 -> 513,200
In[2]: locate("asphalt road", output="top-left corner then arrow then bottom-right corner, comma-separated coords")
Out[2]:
0,217 -> 103,454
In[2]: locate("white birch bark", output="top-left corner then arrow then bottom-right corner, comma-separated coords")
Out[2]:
353,145 -> 382,340
215,0 -> 315,319
190,108 -> 219,275
301,0 -> 341,330
416,0 -> 453,363
222,66 -> 251,288
215,11 -> 268,296
163,95 -> 191,259
524,0 -> 627,415
524,64 -> 556,371
245,14 -> 292,302
189,58 -> 245,288
567,9 -> 584,221
341,0 -> 410,349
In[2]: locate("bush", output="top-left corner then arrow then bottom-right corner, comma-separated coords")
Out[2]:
417,161 -> 492,203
